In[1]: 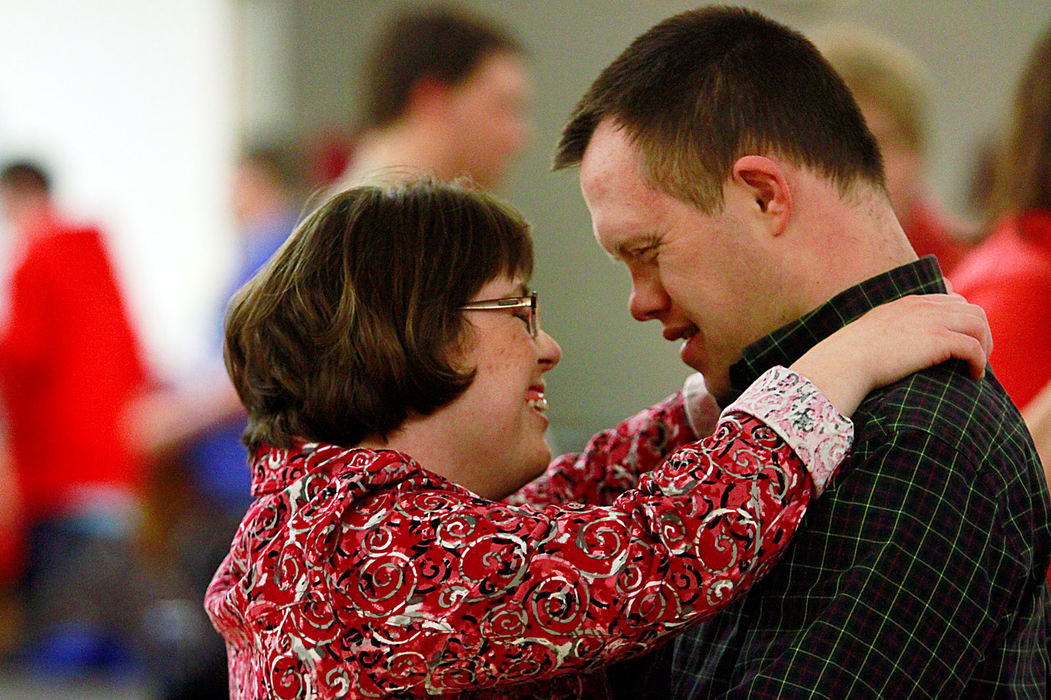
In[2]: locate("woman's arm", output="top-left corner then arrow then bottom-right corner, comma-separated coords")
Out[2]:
207,372 -> 833,698
513,293 -> 992,508
205,295 -> 992,697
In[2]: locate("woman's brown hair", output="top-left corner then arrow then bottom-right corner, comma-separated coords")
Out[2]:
224,178 -> 533,451
989,25 -> 1051,221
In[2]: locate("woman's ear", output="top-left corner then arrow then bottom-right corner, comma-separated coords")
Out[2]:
730,155 -> 791,235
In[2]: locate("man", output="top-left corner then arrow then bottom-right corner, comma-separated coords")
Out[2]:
335,4 -> 532,191
554,7 -> 1050,697
0,160 -> 149,673
812,24 -> 974,276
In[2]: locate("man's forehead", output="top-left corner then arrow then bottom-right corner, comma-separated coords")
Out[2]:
580,127 -> 646,207
581,120 -> 637,172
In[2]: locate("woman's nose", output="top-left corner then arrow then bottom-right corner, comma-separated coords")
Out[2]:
537,329 -> 562,370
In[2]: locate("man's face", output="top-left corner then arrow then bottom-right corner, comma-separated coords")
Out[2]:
445,51 -> 533,190
579,120 -> 783,401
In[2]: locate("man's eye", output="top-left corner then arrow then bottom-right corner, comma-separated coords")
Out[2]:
632,246 -> 658,263
512,310 -> 531,327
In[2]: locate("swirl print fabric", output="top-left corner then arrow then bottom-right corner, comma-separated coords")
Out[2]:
205,367 -> 851,698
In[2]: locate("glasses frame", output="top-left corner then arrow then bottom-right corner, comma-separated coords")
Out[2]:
460,291 -> 539,338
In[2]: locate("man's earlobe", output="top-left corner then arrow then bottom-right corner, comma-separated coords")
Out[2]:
409,78 -> 450,117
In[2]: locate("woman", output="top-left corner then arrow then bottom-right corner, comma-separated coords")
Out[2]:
950,24 -> 1051,413
206,179 -> 990,698
949,25 -> 1051,585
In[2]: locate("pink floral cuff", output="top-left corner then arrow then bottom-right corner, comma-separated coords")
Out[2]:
725,366 -> 853,496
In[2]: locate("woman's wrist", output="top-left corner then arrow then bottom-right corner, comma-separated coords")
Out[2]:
725,366 -> 853,496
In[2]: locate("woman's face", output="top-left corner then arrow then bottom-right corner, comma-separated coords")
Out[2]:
440,274 -> 561,499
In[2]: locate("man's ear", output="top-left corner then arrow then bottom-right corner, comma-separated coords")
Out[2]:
730,155 -> 791,235
406,77 -> 449,118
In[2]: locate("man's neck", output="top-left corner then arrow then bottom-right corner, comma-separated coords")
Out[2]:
789,180 -> 918,313
729,257 -> 944,402
344,120 -> 458,185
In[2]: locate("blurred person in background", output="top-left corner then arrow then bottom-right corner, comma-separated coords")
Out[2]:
950,24 -> 1051,501
0,159 -> 149,676
950,25 -> 1051,419
813,24 -> 975,276
134,144 -> 303,503
130,143 -> 304,698
333,2 -> 531,191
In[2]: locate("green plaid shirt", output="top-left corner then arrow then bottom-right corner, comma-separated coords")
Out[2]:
617,258 -> 1051,698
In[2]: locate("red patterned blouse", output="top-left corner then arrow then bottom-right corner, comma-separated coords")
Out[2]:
205,366 -> 851,698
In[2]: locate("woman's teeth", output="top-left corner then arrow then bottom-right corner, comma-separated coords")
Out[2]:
527,396 -> 548,412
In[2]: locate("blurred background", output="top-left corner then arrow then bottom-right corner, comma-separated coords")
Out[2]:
2,0 -> 1046,447
0,1 -> 1046,697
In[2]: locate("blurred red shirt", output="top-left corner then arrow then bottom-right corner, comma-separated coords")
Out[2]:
0,210 -> 147,522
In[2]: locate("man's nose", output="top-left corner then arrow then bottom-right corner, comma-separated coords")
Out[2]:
628,274 -> 670,322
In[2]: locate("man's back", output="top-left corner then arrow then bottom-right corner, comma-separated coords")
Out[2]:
668,261 -> 1051,698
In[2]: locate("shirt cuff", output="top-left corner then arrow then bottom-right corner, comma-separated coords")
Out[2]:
724,365 -> 853,496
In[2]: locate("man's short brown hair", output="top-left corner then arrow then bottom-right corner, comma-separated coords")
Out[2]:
554,6 -> 884,213
361,4 -> 522,129
225,178 -> 533,451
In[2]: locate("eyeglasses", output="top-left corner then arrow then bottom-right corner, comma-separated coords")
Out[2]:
460,291 -> 539,338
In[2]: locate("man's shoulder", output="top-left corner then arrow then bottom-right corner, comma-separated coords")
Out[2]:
851,361 -> 1038,487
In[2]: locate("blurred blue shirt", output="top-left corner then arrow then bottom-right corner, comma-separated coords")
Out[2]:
187,209 -> 299,510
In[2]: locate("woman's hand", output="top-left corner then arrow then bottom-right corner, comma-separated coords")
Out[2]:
790,293 -> 992,417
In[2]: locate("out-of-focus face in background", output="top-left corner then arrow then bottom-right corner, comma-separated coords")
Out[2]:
0,188 -> 14,227
854,94 -> 923,221
444,50 -> 533,190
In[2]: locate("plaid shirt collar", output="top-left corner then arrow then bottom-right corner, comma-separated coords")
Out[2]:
728,256 -> 945,402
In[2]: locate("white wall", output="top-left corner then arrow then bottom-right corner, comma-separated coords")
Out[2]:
0,0 -> 239,379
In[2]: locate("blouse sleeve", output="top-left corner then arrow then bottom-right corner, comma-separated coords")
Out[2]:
511,365 -> 851,509
507,389 -> 697,509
